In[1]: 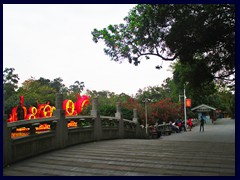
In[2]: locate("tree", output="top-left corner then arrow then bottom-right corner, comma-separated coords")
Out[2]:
216,89 -> 235,118
69,81 -> 85,94
122,97 -> 145,124
171,60 -> 218,105
92,4 -> 235,87
3,68 -> 20,114
135,78 -> 179,103
37,77 -> 50,86
85,89 -> 133,119
3,68 -> 20,99
18,78 -> 57,107
50,77 -> 66,93
150,98 -> 180,123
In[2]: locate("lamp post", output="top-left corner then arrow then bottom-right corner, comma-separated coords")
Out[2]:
179,84 -> 187,129
183,84 -> 187,129
145,98 -> 148,135
143,98 -> 150,135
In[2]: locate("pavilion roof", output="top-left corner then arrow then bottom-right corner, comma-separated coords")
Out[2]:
191,104 -> 216,112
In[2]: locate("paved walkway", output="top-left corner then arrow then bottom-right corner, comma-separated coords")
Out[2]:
3,118 -> 235,176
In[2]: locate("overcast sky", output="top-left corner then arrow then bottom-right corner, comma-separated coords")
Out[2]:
3,4 -> 173,96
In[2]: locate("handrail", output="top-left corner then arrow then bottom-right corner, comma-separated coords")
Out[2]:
100,116 -> 119,120
7,117 -> 57,128
66,115 -> 94,119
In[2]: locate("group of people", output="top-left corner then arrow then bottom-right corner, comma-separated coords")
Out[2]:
169,117 -> 191,133
146,115 -> 206,139
169,117 -> 198,133
170,116 -> 205,133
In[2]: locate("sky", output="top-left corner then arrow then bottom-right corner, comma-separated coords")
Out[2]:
3,4 -> 174,96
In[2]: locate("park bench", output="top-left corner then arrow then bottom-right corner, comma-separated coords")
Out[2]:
149,126 -> 161,139
157,124 -> 172,136
163,125 -> 172,135
163,128 -> 172,135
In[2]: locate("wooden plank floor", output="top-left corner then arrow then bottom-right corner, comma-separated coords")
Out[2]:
3,118 -> 235,176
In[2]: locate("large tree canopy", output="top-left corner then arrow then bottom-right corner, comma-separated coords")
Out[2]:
92,4 -> 235,87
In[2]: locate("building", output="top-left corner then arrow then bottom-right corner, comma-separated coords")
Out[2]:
191,104 -> 216,124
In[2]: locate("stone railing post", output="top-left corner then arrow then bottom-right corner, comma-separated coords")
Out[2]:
133,108 -> 141,138
115,102 -> 124,138
133,108 -> 138,123
53,93 -> 68,149
3,98 -> 12,166
91,98 -> 102,141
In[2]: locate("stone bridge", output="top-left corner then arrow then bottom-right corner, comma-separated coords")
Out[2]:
3,109 -> 235,176
4,93 -> 154,167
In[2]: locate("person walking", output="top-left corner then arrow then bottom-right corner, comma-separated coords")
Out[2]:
200,116 -> 204,132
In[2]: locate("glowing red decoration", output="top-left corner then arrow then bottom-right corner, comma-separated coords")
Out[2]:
7,96 -> 27,122
62,99 -> 75,116
8,94 -> 90,131
186,99 -> 191,107
74,94 -> 90,114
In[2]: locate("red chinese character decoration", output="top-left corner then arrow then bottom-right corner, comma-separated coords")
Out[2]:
7,96 -> 27,122
62,94 -> 90,116
63,94 -> 90,127
26,106 -> 38,119
75,94 -> 90,114
62,99 -> 75,116
7,94 -> 90,132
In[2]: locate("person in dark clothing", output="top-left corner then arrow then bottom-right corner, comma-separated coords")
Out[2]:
200,116 -> 205,132
175,118 -> 182,132
170,121 -> 180,133
181,120 -> 187,132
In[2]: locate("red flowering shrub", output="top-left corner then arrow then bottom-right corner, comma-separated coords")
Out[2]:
150,98 -> 180,123
122,98 -> 180,125
122,98 -> 145,124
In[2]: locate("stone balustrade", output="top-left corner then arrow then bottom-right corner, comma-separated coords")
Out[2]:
3,93 -> 147,167
3,93 -> 178,167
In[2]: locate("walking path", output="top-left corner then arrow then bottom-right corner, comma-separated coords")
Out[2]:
162,118 -> 235,143
3,118 -> 235,176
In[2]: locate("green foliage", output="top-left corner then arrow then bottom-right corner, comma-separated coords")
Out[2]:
3,70 -> 87,116
17,80 -> 57,106
69,81 -> 85,94
50,77 -> 66,92
122,107 -> 133,120
80,103 -> 91,116
135,78 -> 179,103
92,4 -> 235,89
85,90 -> 132,117
3,68 -> 20,100
99,105 -> 116,117
4,94 -> 19,116
215,90 -> 235,118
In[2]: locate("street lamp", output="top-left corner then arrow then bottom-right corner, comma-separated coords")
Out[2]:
143,98 -> 151,135
183,84 -> 187,128
179,84 -> 187,129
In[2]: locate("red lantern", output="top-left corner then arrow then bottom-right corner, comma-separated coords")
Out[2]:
186,99 -> 191,107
